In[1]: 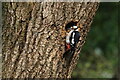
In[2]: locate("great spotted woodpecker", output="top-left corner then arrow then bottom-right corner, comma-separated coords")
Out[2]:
65,25 -> 80,51
64,25 -> 80,62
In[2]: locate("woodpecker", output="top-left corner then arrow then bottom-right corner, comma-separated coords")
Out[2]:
64,25 -> 80,63
65,25 -> 80,51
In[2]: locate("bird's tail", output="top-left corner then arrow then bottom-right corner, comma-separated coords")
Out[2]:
63,47 -> 75,64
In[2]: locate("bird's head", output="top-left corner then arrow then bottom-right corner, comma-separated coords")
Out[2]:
72,26 -> 78,30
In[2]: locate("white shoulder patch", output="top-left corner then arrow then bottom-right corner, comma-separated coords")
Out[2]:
71,32 -> 75,44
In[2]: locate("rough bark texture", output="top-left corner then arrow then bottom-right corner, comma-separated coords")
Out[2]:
2,2 -> 99,78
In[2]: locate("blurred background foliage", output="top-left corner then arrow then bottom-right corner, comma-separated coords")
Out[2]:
72,2 -> 118,78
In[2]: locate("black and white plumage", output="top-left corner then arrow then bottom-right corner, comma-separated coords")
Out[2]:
70,30 -> 80,49
64,25 -> 80,63
66,30 -> 74,44
66,25 -> 80,51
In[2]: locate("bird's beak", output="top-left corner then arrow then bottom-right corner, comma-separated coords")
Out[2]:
78,27 -> 80,31
67,30 -> 70,32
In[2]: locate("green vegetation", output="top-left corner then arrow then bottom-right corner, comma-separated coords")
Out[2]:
72,2 -> 118,78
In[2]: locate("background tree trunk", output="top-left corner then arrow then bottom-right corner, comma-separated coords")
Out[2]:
2,2 -> 99,78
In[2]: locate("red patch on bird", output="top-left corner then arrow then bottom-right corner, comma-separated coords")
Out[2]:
66,44 -> 71,51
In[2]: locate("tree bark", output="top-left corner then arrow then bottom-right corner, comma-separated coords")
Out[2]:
2,2 -> 99,78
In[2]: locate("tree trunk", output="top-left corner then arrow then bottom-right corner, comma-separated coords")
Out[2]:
2,2 -> 99,78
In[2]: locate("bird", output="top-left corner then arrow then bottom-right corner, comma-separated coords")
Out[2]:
63,25 -> 80,63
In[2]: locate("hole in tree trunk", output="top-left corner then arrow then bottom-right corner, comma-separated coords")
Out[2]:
65,21 -> 78,31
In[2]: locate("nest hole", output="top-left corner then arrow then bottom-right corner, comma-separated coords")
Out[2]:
65,21 -> 78,31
